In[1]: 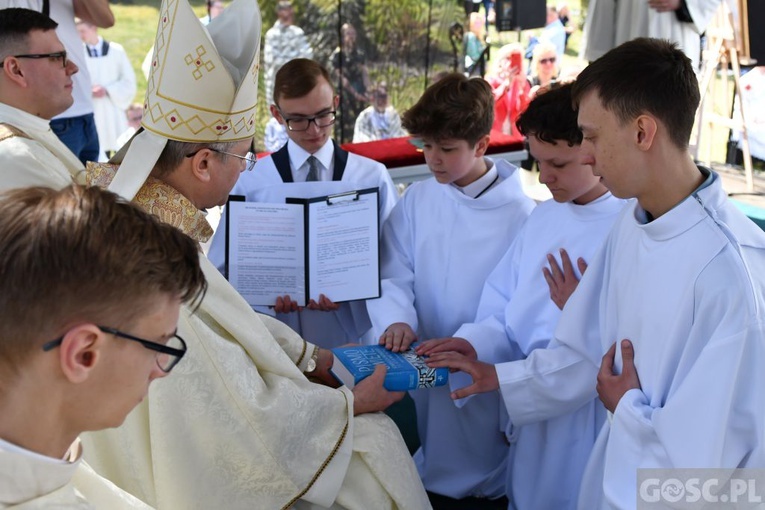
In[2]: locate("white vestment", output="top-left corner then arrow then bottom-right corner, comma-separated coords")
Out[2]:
496,171 -> 765,510
208,139 -> 398,348
0,438 -> 152,509
82,168 -> 429,510
83,38 -> 137,153
0,102 -> 85,192
581,0 -> 720,69
452,193 -> 626,510
366,158 -> 536,499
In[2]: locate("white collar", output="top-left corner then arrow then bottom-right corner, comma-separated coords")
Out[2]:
0,437 -> 82,505
453,159 -> 499,198
0,102 -> 54,134
287,138 -> 335,174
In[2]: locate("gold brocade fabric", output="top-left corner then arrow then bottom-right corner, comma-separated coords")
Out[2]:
86,162 -> 213,244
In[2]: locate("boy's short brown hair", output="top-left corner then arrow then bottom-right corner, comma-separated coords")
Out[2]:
0,185 -> 206,372
402,73 -> 493,146
273,58 -> 333,105
571,38 -> 699,150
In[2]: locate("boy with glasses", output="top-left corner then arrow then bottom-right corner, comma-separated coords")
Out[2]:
0,8 -> 85,192
209,57 -> 399,349
0,184 -> 205,508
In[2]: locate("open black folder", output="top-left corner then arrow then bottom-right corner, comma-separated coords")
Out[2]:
225,188 -> 381,307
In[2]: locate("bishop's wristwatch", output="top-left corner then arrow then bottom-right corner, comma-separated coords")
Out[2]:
304,345 -> 320,374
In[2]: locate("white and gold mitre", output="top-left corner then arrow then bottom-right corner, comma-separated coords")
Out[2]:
108,0 -> 261,200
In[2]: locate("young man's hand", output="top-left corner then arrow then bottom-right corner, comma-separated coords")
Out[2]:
274,295 -> 302,313
379,322 -> 417,352
542,248 -> 588,310
414,337 -> 477,360
307,294 -> 340,312
597,339 -> 641,413
352,364 -> 404,415
425,352 -> 498,399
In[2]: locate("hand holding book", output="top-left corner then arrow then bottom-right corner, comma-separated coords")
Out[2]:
351,364 -> 405,415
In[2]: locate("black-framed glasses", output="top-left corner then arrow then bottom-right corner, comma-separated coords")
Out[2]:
185,147 -> 256,170
42,326 -> 187,373
539,57 -> 557,65
0,51 -> 68,68
276,107 -> 336,132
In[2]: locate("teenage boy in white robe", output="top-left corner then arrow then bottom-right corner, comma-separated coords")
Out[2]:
417,82 -> 626,510
427,38 -> 765,510
0,184 -> 206,509
208,58 -> 397,349
366,73 -> 536,509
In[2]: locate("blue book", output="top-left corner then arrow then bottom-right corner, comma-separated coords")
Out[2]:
330,344 -> 449,391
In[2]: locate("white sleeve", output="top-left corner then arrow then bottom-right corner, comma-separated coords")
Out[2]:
366,196 -> 419,338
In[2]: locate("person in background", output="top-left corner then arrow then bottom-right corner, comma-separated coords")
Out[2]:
114,102 -> 142,150
0,0 -> 115,164
77,18 -> 136,160
263,114 -> 289,152
581,0 -> 720,70
0,8 -> 85,192
203,0 -> 224,24
352,84 -> 407,142
464,11 -> 486,74
263,0 -> 313,105
331,23 -> 370,143
485,43 -> 531,137
0,184 -> 206,509
528,40 -> 560,97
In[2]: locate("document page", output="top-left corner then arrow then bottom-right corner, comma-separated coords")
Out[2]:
303,190 -> 380,303
227,201 -> 307,306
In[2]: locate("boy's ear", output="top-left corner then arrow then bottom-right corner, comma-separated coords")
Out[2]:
58,324 -> 104,384
269,104 -> 283,124
333,94 -> 340,110
634,114 -> 657,152
474,134 -> 491,157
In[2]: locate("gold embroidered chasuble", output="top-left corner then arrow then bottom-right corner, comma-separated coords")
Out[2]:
82,164 -> 429,510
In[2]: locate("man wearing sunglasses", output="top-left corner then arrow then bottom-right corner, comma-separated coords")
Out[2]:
209,58 -> 399,350
0,184 -> 206,508
0,8 -> 85,193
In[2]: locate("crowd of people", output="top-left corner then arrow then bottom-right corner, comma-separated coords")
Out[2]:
2,1 -> 765,510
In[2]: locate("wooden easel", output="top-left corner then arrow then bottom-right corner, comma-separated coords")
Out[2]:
692,1 -> 755,192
